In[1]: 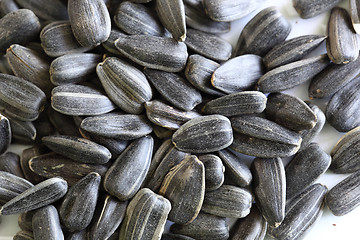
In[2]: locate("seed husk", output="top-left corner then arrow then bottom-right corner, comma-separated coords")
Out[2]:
16,0 -> 68,21
198,154 -> 225,191
8,117 -> 36,143
20,145 -> 48,184
32,205 -> 64,240
0,171 -> 34,205
293,0 -> 341,19
0,152 -> 23,178
0,114 -> 11,154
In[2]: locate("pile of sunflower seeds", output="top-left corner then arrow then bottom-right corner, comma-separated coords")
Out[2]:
0,0 -> 359,239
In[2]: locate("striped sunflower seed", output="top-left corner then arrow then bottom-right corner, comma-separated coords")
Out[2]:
0,171 -> 33,205
13,231 -> 34,240
211,54 -> 264,94
234,6 -> 291,57
327,7 -> 359,64
0,177 -> 68,215
115,35 -> 188,72
0,0 -> 19,18
96,57 -> 153,114
0,114 -> 11,154
119,188 -> 171,240
32,205 -> 64,240
20,145 -> 48,184
156,0 -> 186,41
198,154 -> 225,191
330,126 -> 360,173
16,0 -> 67,21
172,115 -> 233,153
263,35 -> 326,70
350,0 -> 360,33
293,0 -> 341,19
0,152 -> 23,178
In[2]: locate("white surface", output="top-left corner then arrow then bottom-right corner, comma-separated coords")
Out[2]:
1,0 -> 360,239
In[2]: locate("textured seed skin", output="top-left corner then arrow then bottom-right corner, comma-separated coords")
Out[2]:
257,55 -> 330,93
185,29 -> 232,61
28,152 -> 107,186
96,57 -> 153,114
327,7 -> 359,64
266,92 -> 317,131
114,1 -> 166,37
119,188 -> 171,240
104,136 -> 153,201
115,35 -> 188,72
156,0 -> 186,41
308,55 -> 360,99
144,69 -> 202,111
293,0 -> 341,19
172,115 -> 233,153
0,171 -> 34,204
202,91 -> 267,116
13,231 -> 34,240
330,126 -> 360,173
286,143 -> 331,200
0,152 -> 23,178
326,170 -> 360,216
0,74 -> 46,122
350,0 -> 360,33
268,184 -> 327,240
0,114 -> 11,154
51,84 -> 117,116
211,54 -> 264,94
170,212 -> 229,240
263,35 -> 326,70
229,205 -> 267,240
80,113 -> 153,140
68,0 -> 111,48
234,7 -> 291,57
16,0 -> 68,21
230,115 -> 302,158
32,205 -> 64,240
0,9 -> 41,53
198,154 -> 224,191
326,77 -> 360,132
0,177 -> 68,215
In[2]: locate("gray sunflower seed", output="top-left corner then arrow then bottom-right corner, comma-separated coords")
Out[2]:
268,184 -> 327,239
28,152 -> 108,186
0,114 -> 11,154
104,136 -> 153,201
170,212 -> 229,240
0,152 -> 23,178
156,0 -> 186,41
252,157 -> 286,227
184,54 -> 224,96
18,211 -> 35,232
13,231 -> 34,240
326,77 -> 360,132
286,143 -> 331,200
184,0 -> 230,33
230,115 -> 302,158
172,115 -> 233,153
20,145 -> 48,184
115,35 -> 188,72
263,35 -> 326,70
6,44 -> 53,96
0,9 -> 41,53
309,55 -> 360,99
159,155 -> 204,224
299,102 -> 326,150
102,29 -> 127,55
50,53 -> 102,86
217,149 -> 252,187
0,171 -> 34,205
16,0 -> 68,21
326,170 -> 360,216
330,126 -> 360,173
47,108 -> 81,137
350,0 -> 360,33
88,195 -> 127,240
229,205 -> 267,240
32,205 -> 64,240
51,84 -> 117,116
59,172 -> 101,232
114,1 -> 166,37
119,188 -> 171,240
162,233 -> 195,240
144,69 -> 202,111
8,118 -> 36,143
327,7 -> 359,64
40,21 -> 92,58
211,54 -> 264,94
0,74 -> 46,122
42,135 -> 111,165
293,0 -> 341,19
234,6 -> 291,57
202,91 -> 267,116
198,154 -> 224,191
68,0 -> 111,48
0,0 -> 19,18
0,177 -> 68,215
202,185 -> 252,218
257,55 -> 330,93
266,92 -> 317,131
185,28 -> 232,61
145,100 -> 201,130
96,57 -> 153,114
80,113 -> 153,140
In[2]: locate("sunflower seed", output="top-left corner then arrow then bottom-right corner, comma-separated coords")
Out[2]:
0,152 -> 23,178
13,231 -> 34,240
18,211 -> 35,232
0,0 -> 19,18
47,108 -> 81,137
293,0 -> 341,19
20,145 -> 48,184
0,114 -> 11,154
0,171 -> 34,205
8,117 -> 36,143
198,154 -> 224,191
66,230 -> 87,240
350,0 -> 360,33
153,125 -> 175,139
16,0 -> 67,21
172,115 -> 233,153
32,205 -> 64,240
102,29 -> 127,55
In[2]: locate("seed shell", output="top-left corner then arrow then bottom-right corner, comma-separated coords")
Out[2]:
20,145 -> 48,184
0,152 -> 23,178
350,0 -> 360,33
32,205 -> 64,240
0,114 -> 11,154
0,171 -> 34,204
0,0 -> 19,18
198,154 -> 225,191
293,0 -> 342,19
16,0 -> 68,21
